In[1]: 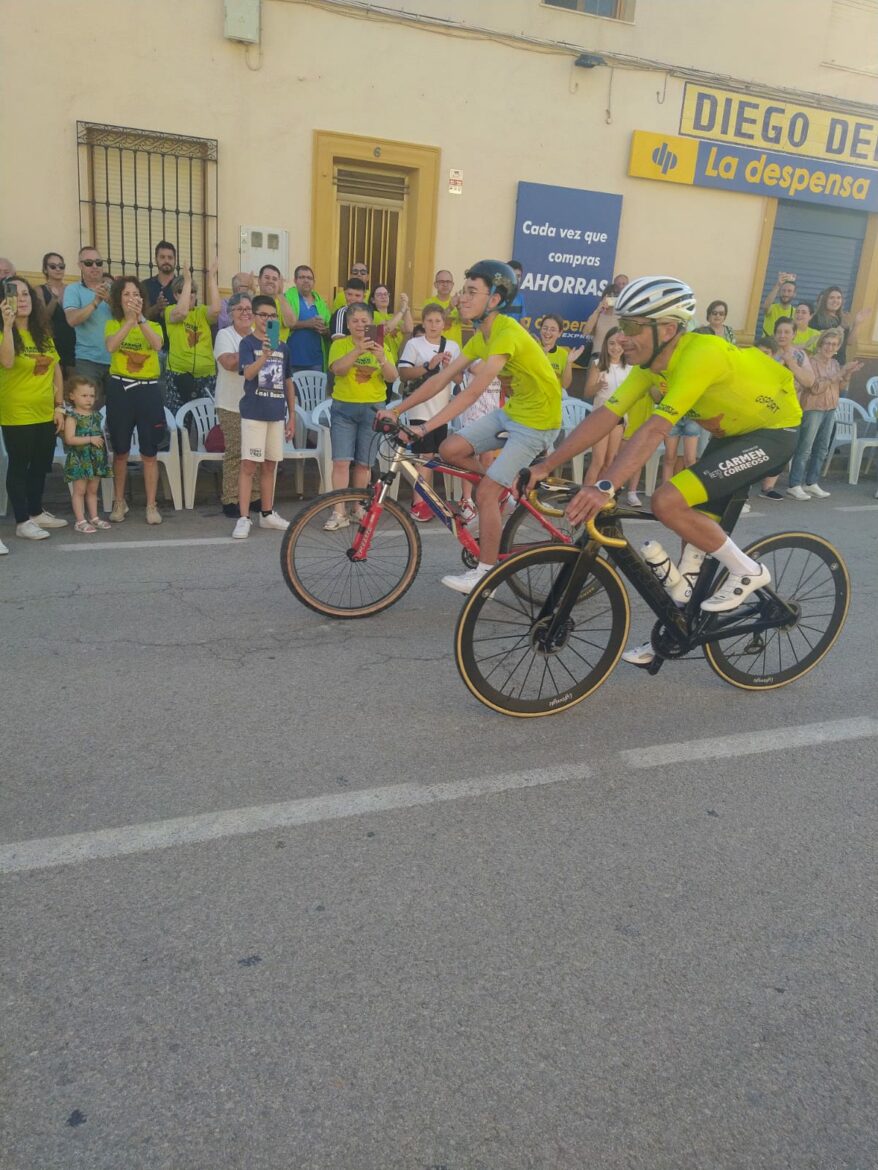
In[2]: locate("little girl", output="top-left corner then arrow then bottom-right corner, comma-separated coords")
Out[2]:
63,375 -> 112,533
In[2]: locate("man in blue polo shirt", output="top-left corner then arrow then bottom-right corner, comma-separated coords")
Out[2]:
285,264 -> 330,373
63,245 -> 113,403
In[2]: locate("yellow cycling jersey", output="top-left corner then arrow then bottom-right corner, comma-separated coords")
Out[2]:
604,332 -> 802,438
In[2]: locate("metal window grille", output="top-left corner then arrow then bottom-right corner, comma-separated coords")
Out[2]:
543,0 -> 633,18
77,122 -> 218,287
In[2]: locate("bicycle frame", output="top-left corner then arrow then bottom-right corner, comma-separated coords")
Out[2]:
349,444 -> 571,563
535,493 -> 798,666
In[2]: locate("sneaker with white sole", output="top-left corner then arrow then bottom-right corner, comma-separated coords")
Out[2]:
0,537 -> 8,555
621,640 -> 655,666
145,504 -> 162,525
232,516 -> 252,539
804,483 -> 831,498
259,510 -> 289,531
701,563 -> 771,613
323,511 -> 350,531
441,565 -> 493,594
786,485 -> 810,501
16,519 -> 50,541
625,491 -> 642,508
110,499 -> 129,523
31,511 -> 68,529
352,504 -> 367,522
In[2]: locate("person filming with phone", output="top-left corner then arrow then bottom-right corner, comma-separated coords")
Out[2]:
584,273 -> 628,356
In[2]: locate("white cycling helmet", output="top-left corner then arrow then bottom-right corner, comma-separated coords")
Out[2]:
614,275 -> 696,325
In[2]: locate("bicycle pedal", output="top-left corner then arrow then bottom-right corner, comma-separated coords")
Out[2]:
645,656 -> 665,676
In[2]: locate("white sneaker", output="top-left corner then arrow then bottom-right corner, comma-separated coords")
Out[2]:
259,510 -> 289,531
701,563 -> 771,613
441,565 -> 493,595
351,504 -> 367,522
16,519 -> 50,541
31,511 -> 68,529
804,483 -> 831,498
323,511 -> 350,531
786,485 -> 811,501
622,641 -> 655,666
626,491 -> 642,507
0,537 -> 8,555
232,516 -> 252,539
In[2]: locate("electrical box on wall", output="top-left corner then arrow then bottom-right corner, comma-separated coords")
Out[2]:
224,0 -> 260,44
240,227 -> 289,278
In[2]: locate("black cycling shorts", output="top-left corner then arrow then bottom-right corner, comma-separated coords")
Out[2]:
671,427 -> 799,511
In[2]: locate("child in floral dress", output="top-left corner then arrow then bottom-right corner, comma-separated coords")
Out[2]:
63,375 -> 112,533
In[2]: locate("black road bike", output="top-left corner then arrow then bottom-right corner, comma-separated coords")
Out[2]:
454,478 -> 851,717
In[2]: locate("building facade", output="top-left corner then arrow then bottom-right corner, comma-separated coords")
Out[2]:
3,0 -> 877,363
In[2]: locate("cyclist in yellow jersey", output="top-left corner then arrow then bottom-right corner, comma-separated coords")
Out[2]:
380,260 -> 562,593
522,275 -> 803,658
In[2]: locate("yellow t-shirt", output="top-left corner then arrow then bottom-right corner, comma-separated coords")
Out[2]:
274,297 -> 292,343
105,319 -> 161,380
762,302 -> 796,338
793,326 -> 820,353
544,345 -> 568,386
433,296 -> 463,347
0,329 -> 59,425
328,336 -> 391,404
373,312 -> 404,364
462,315 -> 562,431
165,304 -> 217,377
605,332 -> 802,438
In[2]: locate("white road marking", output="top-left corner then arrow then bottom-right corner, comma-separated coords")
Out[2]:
0,766 -> 588,875
620,716 -> 878,770
57,537 -> 240,551
835,504 -> 878,512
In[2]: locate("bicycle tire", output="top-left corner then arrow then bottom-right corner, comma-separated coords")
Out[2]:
455,545 -> 630,717
280,489 -> 421,618
703,531 -> 849,689
499,503 -> 599,605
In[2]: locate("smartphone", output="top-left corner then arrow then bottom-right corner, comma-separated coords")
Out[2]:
266,318 -> 280,349
605,296 -> 616,308
2,278 -> 17,315
366,323 -> 382,344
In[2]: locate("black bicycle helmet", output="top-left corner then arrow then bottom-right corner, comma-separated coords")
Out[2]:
464,259 -> 519,321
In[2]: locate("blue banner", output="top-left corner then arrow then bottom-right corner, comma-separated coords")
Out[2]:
512,181 -> 623,346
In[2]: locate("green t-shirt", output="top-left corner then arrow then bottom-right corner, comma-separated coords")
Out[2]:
604,332 -> 802,438
105,319 -> 161,380
793,326 -> 821,353
165,303 -> 216,377
0,329 -> 59,425
328,336 -> 390,404
462,315 -> 562,431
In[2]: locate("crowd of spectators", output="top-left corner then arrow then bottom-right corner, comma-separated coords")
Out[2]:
0,247 -> 872,555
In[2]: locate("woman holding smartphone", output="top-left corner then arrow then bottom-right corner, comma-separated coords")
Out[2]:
103,276 -> 165,524
0,278 -> 67,544
324,303 -> 397,530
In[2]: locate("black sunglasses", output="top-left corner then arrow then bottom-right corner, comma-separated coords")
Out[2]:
81,259 -> 104,268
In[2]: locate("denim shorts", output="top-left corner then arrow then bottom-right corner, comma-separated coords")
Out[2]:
668,417 -> 701,438
458,407 -> 559,488
330,399 -> 381,465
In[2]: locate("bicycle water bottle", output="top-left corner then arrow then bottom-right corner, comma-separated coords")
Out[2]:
676,543 -> 706,603
641,540 -> 689,606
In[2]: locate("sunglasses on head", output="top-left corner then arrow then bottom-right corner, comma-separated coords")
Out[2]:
81,259 -> 104,267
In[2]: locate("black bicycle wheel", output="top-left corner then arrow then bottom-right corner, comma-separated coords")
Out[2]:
280,489 -> 421,618
455,546 -> 630,717
703,531 -> 849,689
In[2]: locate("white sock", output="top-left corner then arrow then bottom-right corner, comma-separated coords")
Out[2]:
477,561 -> 493,573
711,537 -> 760,576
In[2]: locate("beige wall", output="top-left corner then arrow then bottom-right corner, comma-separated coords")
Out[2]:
1,0 -> 875,345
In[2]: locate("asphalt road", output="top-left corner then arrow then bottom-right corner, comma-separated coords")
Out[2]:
2,478 -> 876,1170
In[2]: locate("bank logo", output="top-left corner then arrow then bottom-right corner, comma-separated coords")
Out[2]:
652,142 -> 678,175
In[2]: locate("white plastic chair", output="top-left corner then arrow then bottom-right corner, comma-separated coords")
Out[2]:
292,370 -> 328,447
176,397 -> 222,508
553,397 -> 591,483
865,376 -> 878,399
281,404 -> 328,496
829,398 -> 878,484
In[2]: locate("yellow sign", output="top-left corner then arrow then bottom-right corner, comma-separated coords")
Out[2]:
681,83 -> 878,171
628,131 -> 698,185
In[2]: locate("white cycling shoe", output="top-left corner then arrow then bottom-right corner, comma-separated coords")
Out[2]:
701,563 -> 771,613
621,640 -> 655,666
